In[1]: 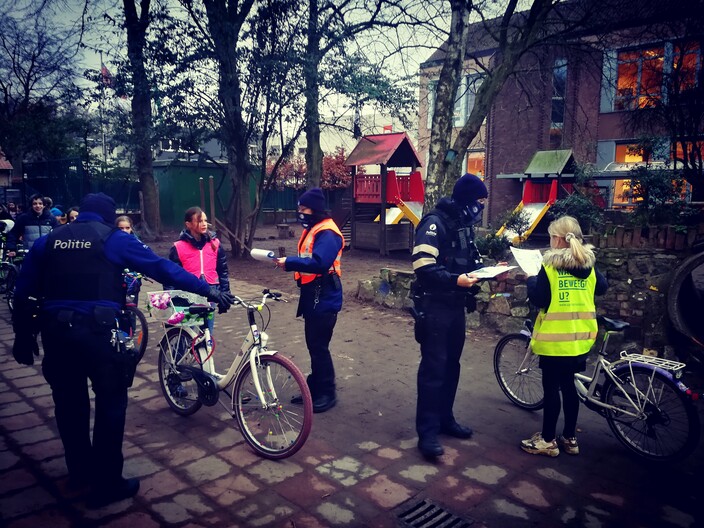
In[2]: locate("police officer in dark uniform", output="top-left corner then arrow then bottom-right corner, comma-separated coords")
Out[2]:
411,173 -> 487,458
11,193 -> 234,508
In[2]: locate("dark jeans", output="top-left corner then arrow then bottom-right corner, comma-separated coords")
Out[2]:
41,313 -> 129,487
416,299 -> 466,440
541,361 -> 580,442
304,312 -> 338,398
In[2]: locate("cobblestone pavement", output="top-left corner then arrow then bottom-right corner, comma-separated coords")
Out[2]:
1,278 -> 703,528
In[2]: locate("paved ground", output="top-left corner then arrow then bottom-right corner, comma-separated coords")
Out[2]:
2,239 -> 704,527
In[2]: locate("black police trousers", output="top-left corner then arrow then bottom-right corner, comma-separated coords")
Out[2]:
416,298 -> 467,440
41,312 -> 129,488
304,312 -> 337,399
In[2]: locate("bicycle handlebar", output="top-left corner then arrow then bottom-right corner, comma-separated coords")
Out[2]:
232,289 -> 287,309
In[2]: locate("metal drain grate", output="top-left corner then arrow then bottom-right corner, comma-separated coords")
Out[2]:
397,499 -> 473,528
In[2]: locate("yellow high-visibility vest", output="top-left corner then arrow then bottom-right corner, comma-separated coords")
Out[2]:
531,265 -> 597,356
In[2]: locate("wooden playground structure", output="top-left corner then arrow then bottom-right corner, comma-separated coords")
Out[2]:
345,132 -> 424,255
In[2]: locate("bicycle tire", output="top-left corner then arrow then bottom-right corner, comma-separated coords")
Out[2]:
0,262 -> 13,293
602,365 -> 700,462
5,264 -> 19,313
233,353 -> 313,459
494,333 -> 544,410
123,305 -> 149,363
158,327 -> 203,416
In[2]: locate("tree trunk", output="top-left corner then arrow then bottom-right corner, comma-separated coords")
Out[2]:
123,0 -> 160,238
203,0 -> 255,258
424,1 -> 470,212
304,0 -> 323,189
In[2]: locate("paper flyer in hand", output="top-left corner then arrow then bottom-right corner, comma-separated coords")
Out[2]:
510,246 -> 543,276
471,265 -> 517,279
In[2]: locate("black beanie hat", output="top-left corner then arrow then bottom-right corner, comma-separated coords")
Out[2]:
451,173 -> 488,207
80,192 -> 117,224
298,188 -> 326,213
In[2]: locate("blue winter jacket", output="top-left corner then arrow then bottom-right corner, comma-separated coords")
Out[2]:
284,228 -> 343,317
15,212 -> 211,315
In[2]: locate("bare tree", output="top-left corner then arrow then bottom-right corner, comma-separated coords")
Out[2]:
425,0 -> 560,209
0,10 -> 82,179
122,0 -> 161,237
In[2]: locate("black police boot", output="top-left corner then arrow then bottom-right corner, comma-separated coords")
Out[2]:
440,422 -> 474,439
87,477 -> 140,509
312,393 -> 337,413
418,437 -> 444,458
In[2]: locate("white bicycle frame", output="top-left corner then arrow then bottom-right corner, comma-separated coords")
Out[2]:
162,292 -> 283,410
526,327 -> 687,420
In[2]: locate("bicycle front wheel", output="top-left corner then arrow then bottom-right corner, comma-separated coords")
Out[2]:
4,264 -> 18,313
123,306 -> 149,363
158,328 -> 202,416
494,333 -> 544,410
233,353 -> 313,459
603,366 -> 700,462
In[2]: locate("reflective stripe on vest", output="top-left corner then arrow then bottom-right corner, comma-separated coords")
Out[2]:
293,218 -> 344,284
174,238 -> 220,285
530,265 -> 597,356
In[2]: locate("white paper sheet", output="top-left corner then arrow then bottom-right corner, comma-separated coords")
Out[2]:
471,265 -> 517,279
510,247 -> 543,276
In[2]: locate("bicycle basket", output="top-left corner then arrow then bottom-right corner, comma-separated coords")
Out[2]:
146,290 -> 211,327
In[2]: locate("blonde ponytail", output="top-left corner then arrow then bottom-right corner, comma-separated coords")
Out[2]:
548,216 -> 594,267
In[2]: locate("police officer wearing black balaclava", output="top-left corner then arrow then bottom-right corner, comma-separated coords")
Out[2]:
411,173 -> 487,458
11,193 -> 234,508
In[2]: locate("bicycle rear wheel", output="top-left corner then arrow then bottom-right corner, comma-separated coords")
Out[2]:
233,353 -> 312,459
4,264 -> 18,313
158,328 -> 202,416
494,333 -> 544,410
603,366 -> 700,462
123,306 -> 149,363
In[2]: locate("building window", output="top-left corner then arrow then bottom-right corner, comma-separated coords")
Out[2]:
549,59 -> 567,149
466,150 -> 485,179
672,41 -> 701,92
615,46 -> 664,110
427,74 -> 484,129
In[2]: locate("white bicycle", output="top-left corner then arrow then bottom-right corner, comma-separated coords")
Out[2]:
149,289 -> 313,459
494,316 -> 701,462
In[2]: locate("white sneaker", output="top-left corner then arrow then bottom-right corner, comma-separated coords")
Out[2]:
520,432 -> 559,457
558,435 -> 579,455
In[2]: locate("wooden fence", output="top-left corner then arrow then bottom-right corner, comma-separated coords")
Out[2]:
590,223 -> 704,250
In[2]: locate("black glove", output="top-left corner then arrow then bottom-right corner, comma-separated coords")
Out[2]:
207,287 -> 235,314
13,333 -> 39,366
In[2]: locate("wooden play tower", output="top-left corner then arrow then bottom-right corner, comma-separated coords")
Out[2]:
345,132 -> 424,255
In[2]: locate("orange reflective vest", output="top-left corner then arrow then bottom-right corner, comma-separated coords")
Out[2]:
293,219 -> 344,285
174,238 -> 220,285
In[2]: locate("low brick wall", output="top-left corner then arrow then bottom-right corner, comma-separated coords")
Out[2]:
355,248 -> 687,355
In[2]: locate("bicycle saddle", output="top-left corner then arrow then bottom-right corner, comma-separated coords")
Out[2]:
599,316 -> 630,331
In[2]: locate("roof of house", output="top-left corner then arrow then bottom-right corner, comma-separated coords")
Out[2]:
344,132 -> 423,168
421,0 -> 677,69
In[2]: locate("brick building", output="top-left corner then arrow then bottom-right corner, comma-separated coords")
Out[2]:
418,1 -> 703,228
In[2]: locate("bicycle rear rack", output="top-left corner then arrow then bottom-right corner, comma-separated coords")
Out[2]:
619,351 -> 686,372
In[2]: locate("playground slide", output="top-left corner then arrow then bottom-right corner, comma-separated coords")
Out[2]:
373,201 -> 423,226
496,201 -> 551,244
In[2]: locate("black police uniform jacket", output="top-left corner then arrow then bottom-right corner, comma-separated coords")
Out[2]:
412,197 -> 482,299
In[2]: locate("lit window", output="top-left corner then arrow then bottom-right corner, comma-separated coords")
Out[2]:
672,42 -> 701,92
615,47 -> 664,110
466,151 -> 485,178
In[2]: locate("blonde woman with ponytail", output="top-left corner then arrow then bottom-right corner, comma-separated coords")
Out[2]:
520,216 -> 608,457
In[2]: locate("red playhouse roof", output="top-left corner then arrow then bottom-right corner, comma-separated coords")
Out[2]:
345,132 -> 423,168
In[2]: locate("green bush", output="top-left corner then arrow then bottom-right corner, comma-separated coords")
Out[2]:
476,232 -> 511,260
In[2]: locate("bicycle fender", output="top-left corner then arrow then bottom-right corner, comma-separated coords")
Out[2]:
610,363 -> 692,395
